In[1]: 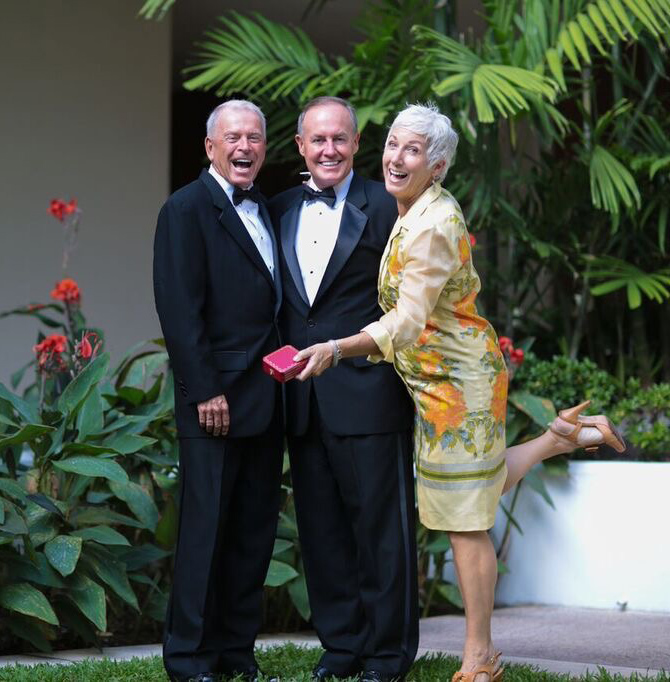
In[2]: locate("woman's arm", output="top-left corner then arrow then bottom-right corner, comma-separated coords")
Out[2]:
293,330 -> 379,380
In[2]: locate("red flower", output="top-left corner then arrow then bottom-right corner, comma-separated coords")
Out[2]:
76,331 -> 99,360
33,334 -> 68,373
51,278 -> 81,304
469,233 -> 477,247
49,199 -> 67,221
510,348 -> 525,366
498,336 -> 513,352
48,198 -> 78,221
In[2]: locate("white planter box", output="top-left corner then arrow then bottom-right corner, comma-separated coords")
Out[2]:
490,461 -> 670,612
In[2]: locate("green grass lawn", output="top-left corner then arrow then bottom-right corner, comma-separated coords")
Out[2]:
0,645 -> 665,681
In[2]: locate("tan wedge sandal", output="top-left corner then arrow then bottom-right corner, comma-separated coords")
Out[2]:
550,400 -> 626,454
451,652 -> 504,681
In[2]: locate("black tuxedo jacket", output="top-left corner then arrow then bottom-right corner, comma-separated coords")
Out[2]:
270,173 -> 413,437
153,169 -> 282,438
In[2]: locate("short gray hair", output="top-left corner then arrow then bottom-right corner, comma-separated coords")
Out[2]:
387,103 -> 459,182
297,96 -> 358,136
206,99 -> 266,139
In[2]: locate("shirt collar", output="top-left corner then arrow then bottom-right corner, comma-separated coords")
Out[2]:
208,164 -> 254,205
307,169 -> 354,206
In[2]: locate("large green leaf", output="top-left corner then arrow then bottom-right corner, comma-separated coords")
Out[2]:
44,535 -> 82,576
6,614 -> 53,653
0,503 -> 28,536
5,552 -> 66,588
0,477 -> 28,503
264,559 -> 299,587
0,424 -> 55,449
508,391 -> 557,427
524,467 -> 555,509
57,353 -> 110,417
437,582 -> 463,609
81,545 -> 139,610
590,145 -> 641,214
287,570 -> 311,621
0,582 -> 59,625
113,543 -> 171,571
0,382 -> 39,423
70,506 -> 145,529
70,525 -> 130,546
53,456 -> 129,483
66,574 -> 107,631
109,480 -> 159,530
76,386 -> 104,441
101,434 -> 157,455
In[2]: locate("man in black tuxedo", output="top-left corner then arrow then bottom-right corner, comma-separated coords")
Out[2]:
153,100 -> 282,682
270,97 -> 418,682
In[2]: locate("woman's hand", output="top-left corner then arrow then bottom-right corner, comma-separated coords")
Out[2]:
294,343 -> 335,381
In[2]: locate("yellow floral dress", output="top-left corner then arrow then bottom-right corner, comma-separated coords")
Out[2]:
363,183 -> 508,531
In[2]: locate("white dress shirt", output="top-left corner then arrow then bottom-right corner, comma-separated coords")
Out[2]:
208,165 -> 275,279
295,170 -> 354,305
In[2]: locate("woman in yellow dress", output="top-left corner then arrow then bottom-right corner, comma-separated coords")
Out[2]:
295,103 -> 624,682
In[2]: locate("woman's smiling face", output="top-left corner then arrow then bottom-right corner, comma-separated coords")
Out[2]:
383,127 -> 444,215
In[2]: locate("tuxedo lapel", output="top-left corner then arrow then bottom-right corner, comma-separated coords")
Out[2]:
280,203 -> 310,309
199,170 -> 276,293
312,173 -> 368,307
258,198 -> 282,315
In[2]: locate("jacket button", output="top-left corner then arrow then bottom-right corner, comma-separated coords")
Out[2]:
307,319 -> 316,327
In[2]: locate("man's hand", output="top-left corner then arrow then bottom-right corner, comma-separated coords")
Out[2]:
294,343 -> 334,381
197,394 -> 230,436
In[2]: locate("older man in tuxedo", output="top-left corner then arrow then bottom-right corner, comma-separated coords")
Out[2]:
153,100 -> 282,682
270,97 -> 418,682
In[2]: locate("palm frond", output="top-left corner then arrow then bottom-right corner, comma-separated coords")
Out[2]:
413,27 -> 558,123
182,12 -> 331,100
586,255 -> 670,308
589,145 -> 641,214
545,0 -> 670,89
138,0 -> 174,20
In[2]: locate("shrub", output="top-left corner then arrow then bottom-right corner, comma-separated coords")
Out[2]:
513,352 -> 619,414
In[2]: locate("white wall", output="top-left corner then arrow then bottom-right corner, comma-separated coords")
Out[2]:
491,461 -> 670,612
0,1 -> 170,387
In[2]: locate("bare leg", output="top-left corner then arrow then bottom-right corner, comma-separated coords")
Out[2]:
449,530 -> 499,681
502,429 -> 571,494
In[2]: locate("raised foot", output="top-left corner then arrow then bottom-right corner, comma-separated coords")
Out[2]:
550,400 -> 626,454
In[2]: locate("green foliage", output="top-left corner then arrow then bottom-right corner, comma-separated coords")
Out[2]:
0,285 -> 177,652
514,352 -> 620,414
612,379 -> 670,459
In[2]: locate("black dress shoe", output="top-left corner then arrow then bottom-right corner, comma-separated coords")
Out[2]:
226,666 -> 278,682
361,672 -> 402,682
312,665 -> 359,680
187,674 -> 220,682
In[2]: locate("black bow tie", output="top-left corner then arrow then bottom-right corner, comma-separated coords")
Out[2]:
232,185 -> 261,206
303,185 -> 336,208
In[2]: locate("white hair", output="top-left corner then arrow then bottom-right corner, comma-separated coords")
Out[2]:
206,100 -> 266,139
387,103 -> 459,182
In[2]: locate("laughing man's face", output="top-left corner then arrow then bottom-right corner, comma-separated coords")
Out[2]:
205,109 -> 266,188
295,103 -> 360,190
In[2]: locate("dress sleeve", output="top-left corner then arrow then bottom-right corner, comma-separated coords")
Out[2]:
363,220 -> 461,363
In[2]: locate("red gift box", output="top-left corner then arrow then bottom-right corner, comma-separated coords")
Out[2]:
262,345 -> 307,383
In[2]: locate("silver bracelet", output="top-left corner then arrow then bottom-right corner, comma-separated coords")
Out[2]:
329,339 -> 342,367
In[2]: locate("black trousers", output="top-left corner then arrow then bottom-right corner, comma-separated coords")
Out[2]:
163,415 -> 283,682
288,397 -> 418,677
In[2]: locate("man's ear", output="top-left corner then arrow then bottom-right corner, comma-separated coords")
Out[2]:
295,134 -> 306,158
352,132 -> 360,155
205,137 -> 214,162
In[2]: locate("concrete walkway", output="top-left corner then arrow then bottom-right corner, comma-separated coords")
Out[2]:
0,606 -> 667,678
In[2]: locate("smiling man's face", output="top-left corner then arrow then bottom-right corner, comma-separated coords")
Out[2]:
205,108 -> 266,188
296,103 -> 360,189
